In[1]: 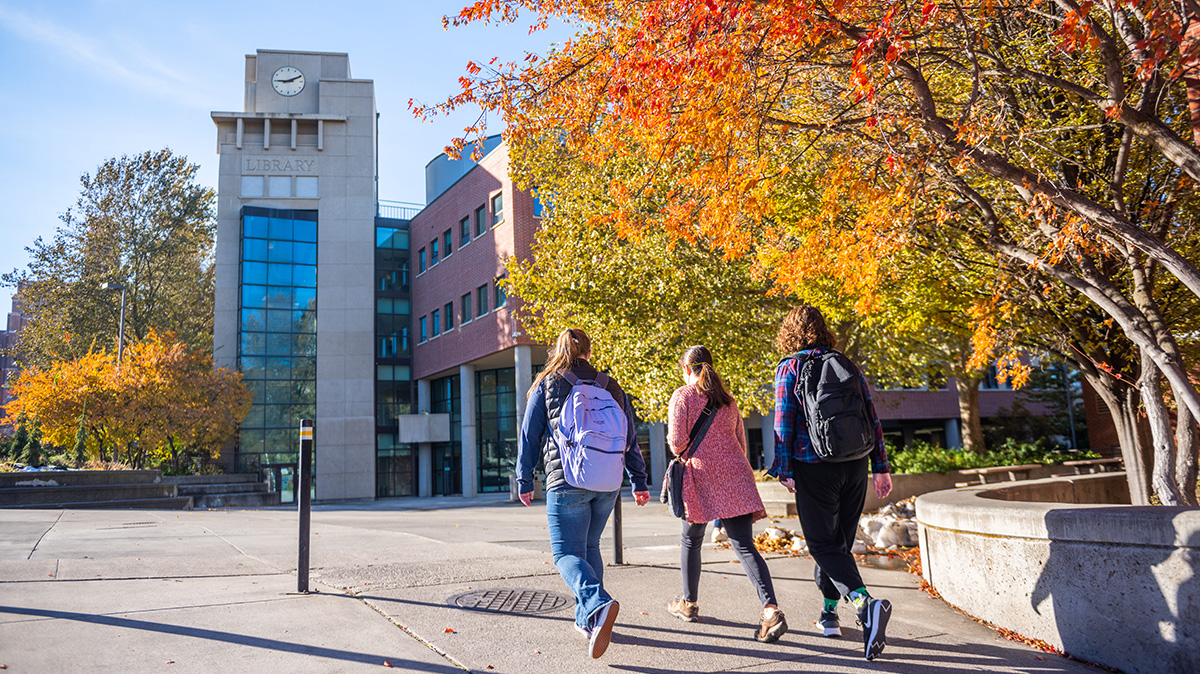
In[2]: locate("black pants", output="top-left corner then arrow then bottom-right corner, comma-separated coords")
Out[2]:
792,457 -> 869,601
681,513 -> 777,607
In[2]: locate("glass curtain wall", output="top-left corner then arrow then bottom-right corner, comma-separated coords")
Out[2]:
375,219 -> 415,497
237,207 -> 318,501
476,368 -> 517,493
431,375 -> 462,495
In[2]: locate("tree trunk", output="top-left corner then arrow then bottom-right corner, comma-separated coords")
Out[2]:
1175,402 -> 1200,506
955,375 -> 986,454
1140,352 -> 1183,505
1084,371 -> 1153,504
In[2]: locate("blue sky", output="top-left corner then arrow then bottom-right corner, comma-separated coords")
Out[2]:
0,0 -> 569,314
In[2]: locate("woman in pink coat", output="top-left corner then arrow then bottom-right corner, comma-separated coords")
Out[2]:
666,345 -> 787,643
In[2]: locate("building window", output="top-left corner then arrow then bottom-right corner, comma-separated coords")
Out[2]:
432,309 -> 441,337
241,176 -> 264,197
418,248 -> 426,274
268,176 -> 292,198
459,217 -> 470,246
296,176 -> 319,198
442,230 -> 453,258
494,276 -> 507,308
476,285 -> 488,318
443,302 -> 454,332
431,239 -> 439,266
419,316 -> 427,342
474,205 -> 486,237
376,227 -> 409,250
491,192 -> 504,226
461,293 -> 472,324
532,189 -> 547,218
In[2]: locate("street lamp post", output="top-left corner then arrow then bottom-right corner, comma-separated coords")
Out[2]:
100,282 -> 126,364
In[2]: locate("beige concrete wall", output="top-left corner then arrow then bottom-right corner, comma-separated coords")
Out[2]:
916,476 -> 1200,674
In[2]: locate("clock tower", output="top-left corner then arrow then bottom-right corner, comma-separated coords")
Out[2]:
211,50 -> 380,502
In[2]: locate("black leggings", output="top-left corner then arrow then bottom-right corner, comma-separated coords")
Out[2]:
792,457 -> 869,600
681,512 -> 777,607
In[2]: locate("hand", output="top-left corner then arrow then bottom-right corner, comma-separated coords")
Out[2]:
874,473 -> 893,500
519,491 -> 533,507
633,490 -> 650,506
780,477 -> 796,493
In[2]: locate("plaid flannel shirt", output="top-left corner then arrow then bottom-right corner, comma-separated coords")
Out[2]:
766,348 -> 890,480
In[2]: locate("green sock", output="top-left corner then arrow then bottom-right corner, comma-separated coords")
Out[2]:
849,587 -> 871,609
823,598 -> 839,613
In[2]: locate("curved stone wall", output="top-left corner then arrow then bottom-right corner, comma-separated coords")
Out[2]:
915,475 -> 1200,674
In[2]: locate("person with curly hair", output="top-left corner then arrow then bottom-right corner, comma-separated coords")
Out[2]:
768,305 -> 895,660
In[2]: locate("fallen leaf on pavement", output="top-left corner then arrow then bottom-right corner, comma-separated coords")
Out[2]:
640,612 -> 648,615
486,666 -> 494,670
444,628 -> 456,633
383,660 -> 393,667
166,660 -> 175,664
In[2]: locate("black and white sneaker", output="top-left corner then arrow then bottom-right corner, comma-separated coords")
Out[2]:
857,598 -> 892,660
588,600 -> 619,659
819,610 -> 841,637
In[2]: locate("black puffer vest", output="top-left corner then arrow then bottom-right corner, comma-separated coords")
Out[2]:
539,360 -> 630,492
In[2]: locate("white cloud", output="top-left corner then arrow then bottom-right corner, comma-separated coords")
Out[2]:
0,4 -> 214,108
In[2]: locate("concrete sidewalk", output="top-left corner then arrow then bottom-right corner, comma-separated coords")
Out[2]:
0,497 -> 1106,673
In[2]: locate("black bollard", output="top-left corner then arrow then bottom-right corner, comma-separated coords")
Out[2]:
612,490 -> 624,565
297,419 -> 313,593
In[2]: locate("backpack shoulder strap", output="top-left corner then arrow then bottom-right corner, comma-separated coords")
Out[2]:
595,372 -> 610,388
681,399 -> 717,460
560,371 -> 581,386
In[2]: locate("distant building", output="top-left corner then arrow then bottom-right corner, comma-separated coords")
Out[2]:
0,288 -> 28,424
211,49 -> 1085,503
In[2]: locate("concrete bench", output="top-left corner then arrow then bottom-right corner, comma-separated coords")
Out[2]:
1061,457 -> 1123,474
955,464 -> 1043,487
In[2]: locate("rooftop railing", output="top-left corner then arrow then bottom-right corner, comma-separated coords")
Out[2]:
377,200 -> 424,221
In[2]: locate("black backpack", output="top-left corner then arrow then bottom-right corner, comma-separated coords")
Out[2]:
784,349 -> 875,463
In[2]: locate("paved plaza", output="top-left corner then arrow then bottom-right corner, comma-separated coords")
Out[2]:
0,497 -> 1106,673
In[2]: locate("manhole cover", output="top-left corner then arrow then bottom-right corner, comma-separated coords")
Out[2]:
448,589 -> 572,614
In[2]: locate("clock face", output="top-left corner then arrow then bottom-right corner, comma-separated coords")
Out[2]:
271,67 -> 305,96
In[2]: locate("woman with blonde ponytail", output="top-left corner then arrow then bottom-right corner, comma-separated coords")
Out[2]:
665,346 -> 786,643
516,328 -> 650,659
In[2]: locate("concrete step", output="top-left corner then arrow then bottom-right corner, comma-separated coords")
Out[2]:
762,499 -> 797,517
176,483 -> 269,497
161,474 -> 261,485
1,496 -> 193,510
0,484 -> 177,507
0,470 -> 163,488
193,492 -> 281,508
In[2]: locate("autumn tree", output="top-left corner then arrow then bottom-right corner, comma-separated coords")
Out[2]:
421,0 -> 1200,504
3,332 -> 249,470
3,149 -> 216,370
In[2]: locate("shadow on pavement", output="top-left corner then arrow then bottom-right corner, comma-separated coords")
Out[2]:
0,604 -> 463,673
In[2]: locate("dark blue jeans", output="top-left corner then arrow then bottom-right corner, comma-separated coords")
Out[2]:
546,487 -> 618,628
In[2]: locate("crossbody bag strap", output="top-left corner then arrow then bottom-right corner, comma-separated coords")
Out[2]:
680,400 -> 717,461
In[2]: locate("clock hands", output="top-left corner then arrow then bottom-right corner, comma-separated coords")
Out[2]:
275,75 -> 302,83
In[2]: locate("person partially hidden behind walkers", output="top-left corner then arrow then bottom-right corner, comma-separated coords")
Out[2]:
516,328 -> 651,660
666,346 -> 788,643
767,306 -> 895,660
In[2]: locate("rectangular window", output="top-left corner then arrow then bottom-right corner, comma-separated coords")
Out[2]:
430,239 -> 439,265
474,205 -> 486,237
461,293 -> 472,324
432,309 -> 441,337
241,176 -> 264,197
459,217 -> 470,246
443,230 -> 452,257
295,176 -> 318,198
491,192 -> 504,226
476,285 -> 488,318
418,248 -> 426,274
419,316 -> 427,342
268,176 -> 291,198
444,302 -> 454,331
494,276 -> 507,308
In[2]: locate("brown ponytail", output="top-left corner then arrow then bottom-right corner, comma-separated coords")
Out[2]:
679,345 -> 735,409
529,328 -> 592,397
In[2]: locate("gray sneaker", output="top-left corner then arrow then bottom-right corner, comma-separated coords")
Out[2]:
819,610 -> 841,637
858,598 -> 892,660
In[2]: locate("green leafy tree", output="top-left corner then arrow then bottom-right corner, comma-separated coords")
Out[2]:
3,148 -> 216,369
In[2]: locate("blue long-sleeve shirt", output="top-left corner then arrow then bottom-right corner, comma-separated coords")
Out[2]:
518,374 -> 649,495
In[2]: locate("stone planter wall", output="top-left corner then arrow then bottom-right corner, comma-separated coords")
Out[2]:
916,474 -> 1199,674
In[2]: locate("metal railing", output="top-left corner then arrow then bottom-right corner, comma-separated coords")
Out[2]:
376,200 -> 424,220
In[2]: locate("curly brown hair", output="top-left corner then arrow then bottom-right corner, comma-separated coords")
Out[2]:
775,305 -> 836,353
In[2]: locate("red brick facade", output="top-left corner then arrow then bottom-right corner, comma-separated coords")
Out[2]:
409,144 -> 540,380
